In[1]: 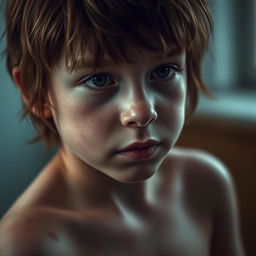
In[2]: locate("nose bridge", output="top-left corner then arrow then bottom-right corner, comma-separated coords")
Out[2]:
125,74 -> 154,109
120,77 -> 157,127
126,74 -> 151,104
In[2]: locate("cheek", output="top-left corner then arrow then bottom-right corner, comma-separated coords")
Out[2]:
56,101 -> 113,150
160,83 -> 186,122
158,102 -> 185,133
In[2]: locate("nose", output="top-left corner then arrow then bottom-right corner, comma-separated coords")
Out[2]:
120,100 -> 158,128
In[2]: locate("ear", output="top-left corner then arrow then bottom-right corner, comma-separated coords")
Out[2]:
12,67 -> 52,118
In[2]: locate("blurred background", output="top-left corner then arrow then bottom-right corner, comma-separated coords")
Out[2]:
0,0 -> 255,255
177,1 -> 256,255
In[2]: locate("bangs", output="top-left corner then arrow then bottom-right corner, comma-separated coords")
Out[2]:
63,0 -> 211,71
4,0 -> 212,147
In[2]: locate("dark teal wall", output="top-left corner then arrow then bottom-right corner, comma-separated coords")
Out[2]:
0,4 -> 56,218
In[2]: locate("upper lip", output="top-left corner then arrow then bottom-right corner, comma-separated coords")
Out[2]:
117,139 -> 160,152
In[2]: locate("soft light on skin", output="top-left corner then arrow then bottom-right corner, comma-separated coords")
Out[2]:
45,47 -> 187,209
112,193 -> 145,231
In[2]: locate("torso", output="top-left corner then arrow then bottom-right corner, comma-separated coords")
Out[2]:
62,205 -> 210,256
1,148 -> 214,256
36,193 -> 211,256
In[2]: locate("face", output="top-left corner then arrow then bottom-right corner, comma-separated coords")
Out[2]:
48,47 -> 187,183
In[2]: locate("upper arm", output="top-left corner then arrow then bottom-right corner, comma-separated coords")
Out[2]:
0,211 -> 47,256
181,149 -> 246,256
207,158 -> 246,256
0,227 -> 42,256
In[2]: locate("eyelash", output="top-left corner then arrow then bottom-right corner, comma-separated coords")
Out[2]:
150,64 -> 183,81
76,73 -> 116,90
75,64 -> 183,90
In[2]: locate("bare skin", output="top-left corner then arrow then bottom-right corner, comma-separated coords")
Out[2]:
0,48 -> 245,255
0,148 -> 244,256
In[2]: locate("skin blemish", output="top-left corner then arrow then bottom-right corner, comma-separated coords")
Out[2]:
48,231 -> 60,243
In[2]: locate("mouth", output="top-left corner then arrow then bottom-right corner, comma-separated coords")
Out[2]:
116,140 -> 162,161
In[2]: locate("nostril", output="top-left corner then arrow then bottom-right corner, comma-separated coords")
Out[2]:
121,104 -> 158,128
126,120 -> 139,128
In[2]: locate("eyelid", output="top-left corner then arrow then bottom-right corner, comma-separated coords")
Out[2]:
73,62 -> 184,89
75,72 -> 116,90
75,72 -> 109,85
149,63 -> 184,80
154,63 -> 183,72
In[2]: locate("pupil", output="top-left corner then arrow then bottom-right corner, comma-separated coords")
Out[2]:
157,67 -> 170,78
93,75 -> 107,86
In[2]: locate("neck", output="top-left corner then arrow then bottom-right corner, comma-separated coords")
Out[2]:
57,147 -> 148,213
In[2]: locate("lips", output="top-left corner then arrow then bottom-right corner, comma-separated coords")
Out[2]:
116,140 -> 161,161
117,139 -> 160,152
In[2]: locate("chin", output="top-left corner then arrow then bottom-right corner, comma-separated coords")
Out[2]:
116,168 -> 156,184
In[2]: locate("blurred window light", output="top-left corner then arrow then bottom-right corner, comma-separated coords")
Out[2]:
198,0 -> 256,122
202,0 -> 256,92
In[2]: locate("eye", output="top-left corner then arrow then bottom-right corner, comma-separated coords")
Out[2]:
150,64 -> 182,81
76,73 -> 116,89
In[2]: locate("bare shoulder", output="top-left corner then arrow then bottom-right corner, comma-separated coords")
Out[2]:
168,147 -> 235,194
164,147 -> 232,203
169,147 -> 237,215
0,207 -> 60,256
170,146 -> 230,177
168,147 -> 246,256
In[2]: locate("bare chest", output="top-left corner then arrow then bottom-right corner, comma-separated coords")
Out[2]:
43,206 -> 211,256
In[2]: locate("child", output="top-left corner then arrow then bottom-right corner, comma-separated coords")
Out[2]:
0,0 -> 245,255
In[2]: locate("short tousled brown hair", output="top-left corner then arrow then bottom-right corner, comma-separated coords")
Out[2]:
3,0 -> 212,148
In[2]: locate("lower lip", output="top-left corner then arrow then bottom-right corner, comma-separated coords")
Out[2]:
116,144 -> 161,161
